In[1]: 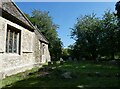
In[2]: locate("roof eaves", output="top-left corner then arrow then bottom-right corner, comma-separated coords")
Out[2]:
34,26 -> 49,44
11,0 -> 35,30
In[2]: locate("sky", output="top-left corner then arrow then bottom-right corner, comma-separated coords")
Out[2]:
16,2 -> 116,48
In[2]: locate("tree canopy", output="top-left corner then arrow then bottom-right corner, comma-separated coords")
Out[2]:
25,10 -> 63,61
115,1 -> 120,21
70,10 -> 120,60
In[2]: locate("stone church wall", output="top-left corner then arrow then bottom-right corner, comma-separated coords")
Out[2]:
0,17 -> 36,79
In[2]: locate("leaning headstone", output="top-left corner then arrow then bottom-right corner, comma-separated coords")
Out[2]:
68,57 -> 72,61
60,57 -> 64,65
74,58 -> 77,62
115,73 -> 120,77
82,57 -> 86,61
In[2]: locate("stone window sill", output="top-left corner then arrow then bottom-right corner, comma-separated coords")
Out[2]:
22,51 -> 33,53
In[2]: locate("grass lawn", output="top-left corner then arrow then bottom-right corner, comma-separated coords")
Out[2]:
1,60 -> 120,89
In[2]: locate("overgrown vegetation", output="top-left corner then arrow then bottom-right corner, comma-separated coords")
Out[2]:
1,61 -> 120,88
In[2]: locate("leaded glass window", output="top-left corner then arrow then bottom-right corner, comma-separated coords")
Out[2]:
6,25 -> 20,54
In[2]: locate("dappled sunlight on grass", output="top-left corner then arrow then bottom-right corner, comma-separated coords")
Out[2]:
81,65 -> 86,68
63,64 -> 72,67
51,66 -> 57,69
29,81 -> 38,85
77,85 -> 84,88
1,60 -> 120,88
95,64 -> 102,67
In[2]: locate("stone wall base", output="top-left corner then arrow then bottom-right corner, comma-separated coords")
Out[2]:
0,63 -> 38,80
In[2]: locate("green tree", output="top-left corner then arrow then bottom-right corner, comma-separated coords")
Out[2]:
115,1 -> 120,23
61,48 -> 70,60
26,10 -> 62,61
100,11 -> 118,60
71,13 -> 101,60
115,1 -> 120,59
71,10 -> 119,60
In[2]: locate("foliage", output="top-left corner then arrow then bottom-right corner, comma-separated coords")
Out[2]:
61,48 -> 70,60
99,11 -> 118,59
25,10 -> 63,61
115,1 -> 120,55
115,1 -> 120,23
70,10 -> 120,60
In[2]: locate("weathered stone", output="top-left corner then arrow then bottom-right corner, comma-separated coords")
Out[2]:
2,0 -> 32,28
61,72 -> 72,79
68,57 -> 72,61
60,58 -> 64,65
0,72 -> 5,80
38,72 -> 49,78
82,57 -> 86,61
74,58 -> 77,62
0,0 -> 51,79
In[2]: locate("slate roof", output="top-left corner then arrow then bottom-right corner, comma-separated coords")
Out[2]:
2,0 -> 33,29
34,28 -> 49,44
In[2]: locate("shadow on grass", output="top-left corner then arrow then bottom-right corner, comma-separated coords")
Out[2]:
2,61 -> 120,89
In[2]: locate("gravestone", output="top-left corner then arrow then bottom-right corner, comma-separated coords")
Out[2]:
82,57 -> 86,61
68,57 -> 72,61
74,58 -> 77,62
61,72 -> 72,79
60,57 -> 64,65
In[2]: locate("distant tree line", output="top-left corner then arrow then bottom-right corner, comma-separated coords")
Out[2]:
69,8 -> 120,61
